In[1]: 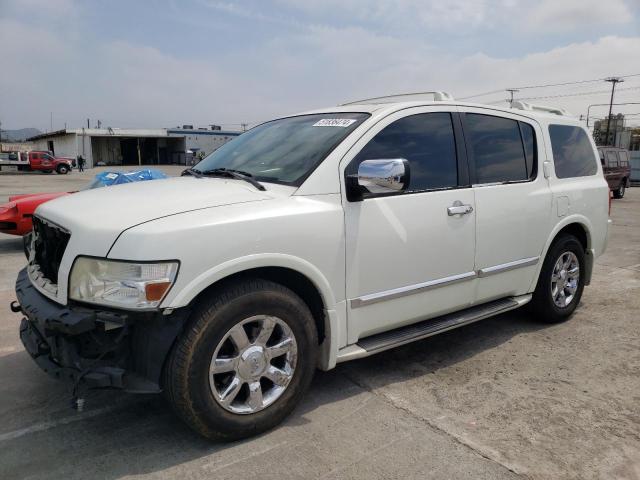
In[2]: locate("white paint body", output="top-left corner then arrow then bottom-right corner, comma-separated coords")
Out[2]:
35,100 -> 610,370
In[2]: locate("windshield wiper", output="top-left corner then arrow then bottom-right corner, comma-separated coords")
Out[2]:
199,168 -> 266,191
181,167 -> 203,178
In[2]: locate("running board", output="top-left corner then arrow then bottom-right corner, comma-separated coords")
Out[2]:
336,295 -> 531,364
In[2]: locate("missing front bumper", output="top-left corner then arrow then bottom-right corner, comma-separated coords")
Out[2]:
13,267 -> 189,393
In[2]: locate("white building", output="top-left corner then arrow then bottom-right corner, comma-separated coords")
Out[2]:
27,126 -> 241,168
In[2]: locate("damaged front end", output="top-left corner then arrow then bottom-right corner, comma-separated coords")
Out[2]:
14,268 -> 188,394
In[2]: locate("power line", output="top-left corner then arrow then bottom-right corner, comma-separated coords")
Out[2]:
459,72 -> 640,100
516,86 -> 640,101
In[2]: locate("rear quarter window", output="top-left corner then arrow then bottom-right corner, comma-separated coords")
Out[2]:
548,125 -> 597,178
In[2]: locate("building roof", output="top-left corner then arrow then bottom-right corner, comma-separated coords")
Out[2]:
27,127 -> 242,141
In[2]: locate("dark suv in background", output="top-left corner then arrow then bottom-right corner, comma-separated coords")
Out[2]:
598,147 -> 631,198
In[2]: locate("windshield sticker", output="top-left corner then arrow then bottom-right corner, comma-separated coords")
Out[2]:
312,118 -> 357,127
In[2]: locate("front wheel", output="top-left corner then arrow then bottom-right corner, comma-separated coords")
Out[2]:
56,164 -> 70,174
164,279 -> 318,440
529,234 -> 585,323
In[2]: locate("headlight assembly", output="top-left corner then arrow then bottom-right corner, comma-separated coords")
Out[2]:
69,257 -> 178,309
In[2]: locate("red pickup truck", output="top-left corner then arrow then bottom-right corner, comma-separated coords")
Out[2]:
0,151 -> 74,174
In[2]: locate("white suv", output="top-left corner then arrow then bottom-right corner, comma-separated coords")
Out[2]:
14,92 -> 610,440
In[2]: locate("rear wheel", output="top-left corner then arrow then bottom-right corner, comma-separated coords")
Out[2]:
613,180 -> 626,199
56,164 -> 70,174
164,279 -> 318,440
529,234 -> 585,323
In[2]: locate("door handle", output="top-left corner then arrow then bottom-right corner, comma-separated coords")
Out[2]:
447,201 -> 473,216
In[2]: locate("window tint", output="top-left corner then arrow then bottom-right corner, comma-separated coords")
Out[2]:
548,125 -> 598,178
352,113 -> 458,191
605,150 -> 618,167
465,114 -> 528,183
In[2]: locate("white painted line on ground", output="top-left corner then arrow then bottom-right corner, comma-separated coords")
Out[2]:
0,405 -> 120,442
0,345 -> 21,355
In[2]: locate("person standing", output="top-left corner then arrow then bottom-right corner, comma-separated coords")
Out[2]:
77,155 -> 85,172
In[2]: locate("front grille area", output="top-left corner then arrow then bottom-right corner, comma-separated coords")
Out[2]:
31,216 -> 70,284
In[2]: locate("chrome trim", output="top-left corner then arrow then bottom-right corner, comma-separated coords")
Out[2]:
350,271 -> 477,309
477,256 -> 539,278
356,158 -> 409,194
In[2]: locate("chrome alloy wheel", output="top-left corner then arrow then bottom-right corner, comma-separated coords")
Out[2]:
209,315 -> 298,414
551,251 -> 580,308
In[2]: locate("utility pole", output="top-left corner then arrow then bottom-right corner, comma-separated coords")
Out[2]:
604,77 -> 624,146
506,88 -> 519,107
87,118 -> 90,128
241,123 -> 248,132
50,112 -> 53,132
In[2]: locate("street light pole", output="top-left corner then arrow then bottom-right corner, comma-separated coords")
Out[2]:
604,77 -> 624,146
506,88 -> 519,107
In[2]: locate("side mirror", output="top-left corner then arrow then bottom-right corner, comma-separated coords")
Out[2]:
347,158 -> 410,201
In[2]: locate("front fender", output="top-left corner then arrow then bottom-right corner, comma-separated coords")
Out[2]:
166,253 -> 338,310
164,253 -> 342,370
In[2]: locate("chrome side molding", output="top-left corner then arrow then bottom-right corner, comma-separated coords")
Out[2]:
350,271 -> 476,309
476,256 -> 539,278
350,256 -> 540,309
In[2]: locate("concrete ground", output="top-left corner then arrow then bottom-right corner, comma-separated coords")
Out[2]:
0,169 -> 638,479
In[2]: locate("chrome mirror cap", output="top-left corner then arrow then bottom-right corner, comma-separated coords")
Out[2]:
357,158 -> 410,194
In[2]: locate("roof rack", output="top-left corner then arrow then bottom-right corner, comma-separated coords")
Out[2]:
340,91 -> 454,106
511,101 -> 569,116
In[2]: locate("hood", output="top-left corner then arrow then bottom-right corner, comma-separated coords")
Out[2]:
35,176 -> 282,235
9,192 -> 69,204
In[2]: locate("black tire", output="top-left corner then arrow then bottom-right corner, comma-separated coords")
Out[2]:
164,279 -> 318,441
529,234 -> 585,323
56,164 -> 70,174
613,180 -> 626,199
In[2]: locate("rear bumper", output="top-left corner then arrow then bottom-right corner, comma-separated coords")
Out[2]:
14,268 -> 189,393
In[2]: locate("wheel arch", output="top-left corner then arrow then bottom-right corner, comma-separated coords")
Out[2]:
165,254 -> 340,369
530,216 -> 593,291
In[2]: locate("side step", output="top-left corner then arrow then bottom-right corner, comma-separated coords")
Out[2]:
336,295 -> 530,364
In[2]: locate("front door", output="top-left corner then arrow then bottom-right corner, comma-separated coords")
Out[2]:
343,108 -> 477,344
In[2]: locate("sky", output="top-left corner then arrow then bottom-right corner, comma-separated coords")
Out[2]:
1,0 -> 640,132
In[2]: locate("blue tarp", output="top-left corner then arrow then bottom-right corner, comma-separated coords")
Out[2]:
87,169 -> 168,189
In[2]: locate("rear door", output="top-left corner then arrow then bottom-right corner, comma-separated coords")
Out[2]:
29,152 -> 42,169
459,108 -> 552,303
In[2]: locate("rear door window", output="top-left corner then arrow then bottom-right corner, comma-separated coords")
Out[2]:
548,125 -> 598,178
464,114 -> 534,184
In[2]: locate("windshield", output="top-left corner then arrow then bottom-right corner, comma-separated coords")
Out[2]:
193,113 -> 369,186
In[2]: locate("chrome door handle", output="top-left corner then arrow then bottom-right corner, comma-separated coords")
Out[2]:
447,201 -> 473,216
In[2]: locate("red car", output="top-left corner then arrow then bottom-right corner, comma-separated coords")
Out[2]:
0,169 -> 168,236
0,192 -> 70,235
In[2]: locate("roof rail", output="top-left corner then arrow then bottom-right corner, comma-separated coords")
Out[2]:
511,101 -> 569,116
340,91 -> 454,106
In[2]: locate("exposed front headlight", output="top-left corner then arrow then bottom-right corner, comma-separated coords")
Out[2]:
69,257 -> 179,309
